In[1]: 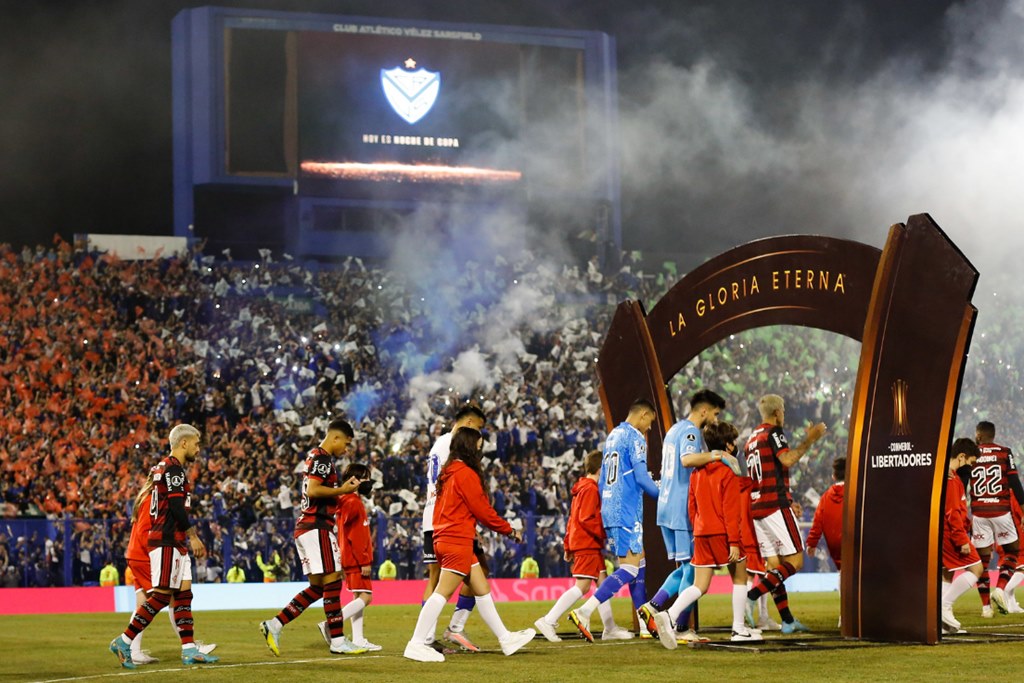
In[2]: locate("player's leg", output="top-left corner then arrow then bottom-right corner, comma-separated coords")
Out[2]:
571,529 -> 642,627
945,561 -> 983,630
640,529 -> 693,634
972,516 -> 995,616
976,546 -> 994,616
1005,564 -> 1024,612
728,560 -> 761,641
747,509 -> 804,630
992,523 -> 1019,613
126,560 -> 158,665
537,566 -> 591,642
111,547 -> 177,668
422,531 -> 439,601
652,565 -> 711,650
464,562 -> 534,655
939,568 -> 959,631
444,540 -> 486,650
408,568 -> 462,661
128,588 -> 159,664
654,535 -> 720,649
165,588 -> 218,656
177,572 -> 220,665
344,588 -> 378,650
322,568 -> 362,654
262,530 -> 326,654
628,557 -> 647,611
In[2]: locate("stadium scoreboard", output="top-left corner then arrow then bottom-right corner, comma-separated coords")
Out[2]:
172,7 -> 620,258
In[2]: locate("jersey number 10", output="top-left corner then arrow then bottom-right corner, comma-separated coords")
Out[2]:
604,452 -> 619,486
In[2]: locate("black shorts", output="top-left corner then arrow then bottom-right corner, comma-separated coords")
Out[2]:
423,531 -> 436,564
473,539 -> 489,578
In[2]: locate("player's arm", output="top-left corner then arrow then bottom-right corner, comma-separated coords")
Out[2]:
634,461 -> 660,498
459,472 -> 519,541
307,476 -> 360,498
681,451 -> 721,468
723,470 -> 742,557
1008,454 -> 1024,505
630,441 -> 660,498
681,450 -> 740,474
806,501 -> 824,549
778,423 -> 827,468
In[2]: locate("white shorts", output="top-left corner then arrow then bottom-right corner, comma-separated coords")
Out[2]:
753,507 -> 804,559
149,546 -> 192,590
295,528 -> 341,576
972,513 -> 1019,549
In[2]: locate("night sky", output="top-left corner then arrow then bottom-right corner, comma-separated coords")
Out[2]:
2,0 -> 1018,273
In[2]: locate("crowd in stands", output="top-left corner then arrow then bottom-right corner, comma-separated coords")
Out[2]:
1,238 -> 1020,586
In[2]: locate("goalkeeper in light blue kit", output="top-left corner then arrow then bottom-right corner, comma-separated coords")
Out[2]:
569,399 -> 660,642
637,389 -> 735,648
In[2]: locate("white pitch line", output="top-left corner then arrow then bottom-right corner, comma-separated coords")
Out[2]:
27,655 -> 387,683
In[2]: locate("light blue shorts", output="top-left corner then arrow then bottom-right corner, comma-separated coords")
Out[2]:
607,525 -> 644,557
661,527 -> 693,562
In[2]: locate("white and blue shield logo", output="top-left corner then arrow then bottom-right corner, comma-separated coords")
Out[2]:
381,61 -> 440,124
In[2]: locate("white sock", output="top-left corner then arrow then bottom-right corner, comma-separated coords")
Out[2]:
448,607 -> 472,632
269,617 -> 283,632
1005,571 -> 1024,599
343,596 -> 366,642
130,632 -> 144,655
475,593 -> 511,642
944,572 -> 979,609
597,599 -> 616,631
544,585 -> 584,625
351,612 -> 364,643
412,593 -> 446,645
732,584 -> 747,631
668,585 -> 703,623
342,597 -> 366,620
758,591 -> 769,620
575,595 -> 600,620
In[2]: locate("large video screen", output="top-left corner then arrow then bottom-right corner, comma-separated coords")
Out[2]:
299,32 -> 525,181
224,26 -> 588,196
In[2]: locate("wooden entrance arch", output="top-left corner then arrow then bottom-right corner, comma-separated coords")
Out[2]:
596,214 -> 977,643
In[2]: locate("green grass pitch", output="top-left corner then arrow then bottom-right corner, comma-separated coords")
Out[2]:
3,592 -> 1023,683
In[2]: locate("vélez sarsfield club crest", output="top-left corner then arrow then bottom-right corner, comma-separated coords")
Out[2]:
381,59 -> 440,124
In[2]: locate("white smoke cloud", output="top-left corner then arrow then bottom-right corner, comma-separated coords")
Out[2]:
617,0 -> 1024,290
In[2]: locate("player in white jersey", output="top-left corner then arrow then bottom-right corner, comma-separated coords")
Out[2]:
568,399 -> 660,642
421,404 -> 486,652
638,389 -> 737,647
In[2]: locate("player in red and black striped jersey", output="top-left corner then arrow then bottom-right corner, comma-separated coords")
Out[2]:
970,420 -> 1024,616
743,394 -> 826,633
294,446 -> 343,537
260,419 -> 364,657
109,424 -> 219,669
148,456 -> 192,552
